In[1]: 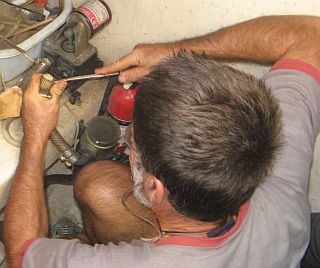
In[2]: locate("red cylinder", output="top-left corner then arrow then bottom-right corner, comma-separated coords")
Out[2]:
107,84 -> 138,123
107,83 -> 138,154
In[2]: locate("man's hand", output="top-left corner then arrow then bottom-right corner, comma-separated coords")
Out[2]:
95,43 -> 180,83
22,74 -> 67,142
98,16 -> 320,83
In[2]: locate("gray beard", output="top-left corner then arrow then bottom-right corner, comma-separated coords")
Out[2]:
131,155 -> 151,208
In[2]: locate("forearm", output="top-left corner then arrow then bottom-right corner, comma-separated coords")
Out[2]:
174,15 -> 320,64
4,134 -> 48,268
97,15 -> 320,83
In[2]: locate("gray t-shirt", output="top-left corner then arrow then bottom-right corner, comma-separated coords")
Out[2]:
22,60 -> 320,268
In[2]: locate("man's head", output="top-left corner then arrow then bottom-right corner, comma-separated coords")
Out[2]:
132,51 -> 281,222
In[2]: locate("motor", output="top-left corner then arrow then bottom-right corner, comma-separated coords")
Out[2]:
75,116 -> 120,166
74,82 -> 137,167
43,0 -> 112,95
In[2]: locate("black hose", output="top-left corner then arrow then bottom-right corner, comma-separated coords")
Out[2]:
98,76 -> 118,115
74,151 -> 92,166
44,174 -> 74,188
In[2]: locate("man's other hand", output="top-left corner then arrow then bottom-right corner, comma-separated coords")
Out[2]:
22,74 -> 67,142
95,43 -> 179,83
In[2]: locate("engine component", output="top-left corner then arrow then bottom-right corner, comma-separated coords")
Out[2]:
31,58 -> 52,73
75,116 -> 120,166
43,0 -> 112,93
74,0 -> 112,36
19,57 -> 52,90
39,73 -> 54,99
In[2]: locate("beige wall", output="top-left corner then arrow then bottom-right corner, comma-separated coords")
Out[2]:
73,0 -> 320,212
75,0 -> 320,76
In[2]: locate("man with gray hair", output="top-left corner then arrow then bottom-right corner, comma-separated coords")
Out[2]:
4,15 -> 320,268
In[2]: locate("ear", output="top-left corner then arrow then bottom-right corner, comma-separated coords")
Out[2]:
144,175 -> 166,205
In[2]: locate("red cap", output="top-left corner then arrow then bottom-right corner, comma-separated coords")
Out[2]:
107,84 -> 138,122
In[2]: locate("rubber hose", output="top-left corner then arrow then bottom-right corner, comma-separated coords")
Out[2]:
44,174 -> 74,188
50,128 -> 79,165
98,75 -> 118,115
50,128 -> 71,152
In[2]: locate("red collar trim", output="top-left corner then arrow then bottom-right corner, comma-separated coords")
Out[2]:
272,59 -> 320,85
19,238 -> 37,268
154,201 -> 249,247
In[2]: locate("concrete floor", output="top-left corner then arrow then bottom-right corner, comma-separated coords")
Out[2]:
47,184 -> 82,230
0,183 -> 82,267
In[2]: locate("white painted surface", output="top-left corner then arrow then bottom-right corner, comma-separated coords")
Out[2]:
78,0 -> 320,211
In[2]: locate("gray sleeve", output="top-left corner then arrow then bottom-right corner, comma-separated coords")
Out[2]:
22,238 -> 152,268
263,69 -> 320,193
22,238 -> 96,268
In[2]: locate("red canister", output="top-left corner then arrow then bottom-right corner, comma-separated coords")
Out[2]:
107,83 -> 138,153
75,0 -> 112,37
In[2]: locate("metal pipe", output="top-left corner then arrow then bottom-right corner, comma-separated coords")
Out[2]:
50,128 -> 79,167
61,72 -> 120,82
19,58 -> 52,89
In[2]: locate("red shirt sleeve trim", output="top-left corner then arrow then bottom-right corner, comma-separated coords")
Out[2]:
19,238 -> 37,268
154,201 -> 249,247
272,59 -> 320,85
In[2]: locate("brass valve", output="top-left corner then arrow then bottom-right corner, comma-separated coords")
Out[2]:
39,73 -> 54,99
